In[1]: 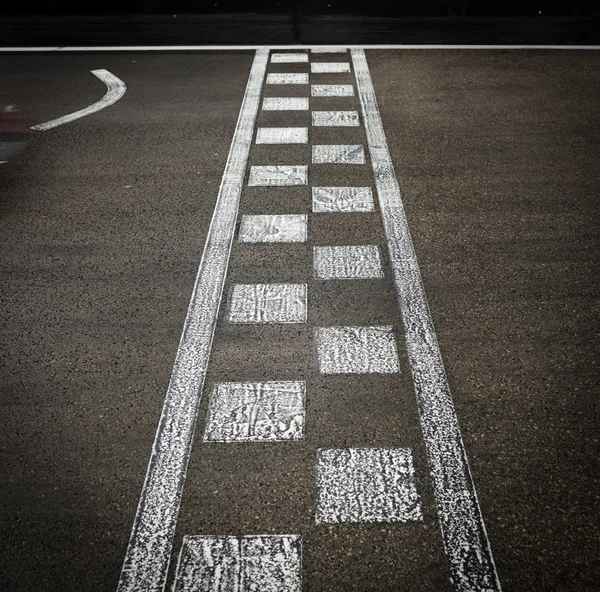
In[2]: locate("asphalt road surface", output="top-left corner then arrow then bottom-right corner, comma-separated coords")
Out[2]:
1,48 -> 599,592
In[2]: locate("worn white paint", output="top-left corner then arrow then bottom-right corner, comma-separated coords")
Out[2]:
266,73 -> 309,84
311,84 -> 355,97
262,97 -> 309,111
256,127 -> 308,144
271,52 -> 308,63
311,47 -> 348,53
6,45 -> 600,51
316,326 -> 400,374
312,110 -> 359,126
116,49 -> 269,592
204,381 -> 305,442
312,145 -> 365,164
173,535 -> 302,592
316,448 -> 423,524
312,186 -> 374,213
314,245 -> 383,279
228,284 -> 307,324
238,214 -> 307,243
311,62 -> 351,73
352,48 -> 502,592
248,165 -> 308,186
31,69 -> 126,131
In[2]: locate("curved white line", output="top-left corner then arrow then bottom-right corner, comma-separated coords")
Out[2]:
31,69 -> 126,131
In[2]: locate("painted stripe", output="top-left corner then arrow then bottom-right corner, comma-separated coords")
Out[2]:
313,245 -> 383,280
228,283 -> 307,324
311,62 -> 351,73
248,165 -> 308,186
256,126 -> 308,144
312,186 -> 374,213
312,145 -> 365,164
312,110 -> 360,126
311,47 -> 348,53
266,73 -> 309,84
116,48 -> 269,592
238,214 -> 307,243
31,69 -> 125,131
262,97 -> 309,111
3,45 -> 600,52
271,52 -> 308,63
351,47 -> 502,592
311,84 -> 355,97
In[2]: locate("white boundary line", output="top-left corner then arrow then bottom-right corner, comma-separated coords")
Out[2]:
31,69 -> 126,131
117,48 -> 269,592
352,47 -> 502,592
1,44 -> 599,52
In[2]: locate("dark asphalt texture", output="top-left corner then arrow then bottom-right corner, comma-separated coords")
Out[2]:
1,49 -> 599,591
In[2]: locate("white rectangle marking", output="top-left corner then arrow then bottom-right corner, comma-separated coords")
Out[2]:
316,448 -> 423,524
266,73 -> 309,84
312,110 -> 359,126
173,535 -> 302,592
311,47 -> 348,53
116,49 -> 269,592
312,145 -> 365,165
271,52 -> 308,63
312,186 -> 374,213
256,127 -> 308,144
352,48 -> 502,592
316,326 -> 400,374
204,381 -> 305,442
311,62 -> 351,73
228,284 -> 307,324
239,214 -> 307,243
314,245 -> 383,279
262,97 -> 309,111
311,84 -> 355,97
248,165 -> 308,186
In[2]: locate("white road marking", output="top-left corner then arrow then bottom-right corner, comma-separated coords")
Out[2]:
4,45 -> 600,51
316,448 -> 423,524
271,52 -> 309,63
311,47 -> 348,53
256,126 -> 308,144
314,245 -> 383,279
311,84 -> 355,97
262,97 -> 309,111
312,186 -> 374,213
266,73 -> 309,84
312,110 -> 360,126
173,535 -> 302,592
352,47 -> 502,592
316,326 -> 400,374
311,62 -> 351,73
248,165 -> 308,186
312,145 -> 365,164
31,69 -> 125,131
228,283 -> 307,324
116,49 -> 269,592
203,381 -> 305,442
238,214 -> 307,243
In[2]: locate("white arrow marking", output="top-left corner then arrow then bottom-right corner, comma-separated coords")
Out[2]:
31,69 -> 126,131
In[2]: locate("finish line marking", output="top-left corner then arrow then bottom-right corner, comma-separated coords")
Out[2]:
31,69 -> 126,131
352,47 -> 502,592
116,48 -> 269,592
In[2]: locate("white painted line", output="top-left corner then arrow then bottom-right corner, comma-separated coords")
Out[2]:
312,110 -> 359,126
312,186 -> 374,213
312,145 -> 365,164
262,97 -> 309,111
238,214 -> 307,243
173,535 -> 302,592
316,326 -> 400,374
248,165 -> 308,186
228,283 -> 307,324
316,448 -> 423,524
352,48 -> 502,592
256,126 -> 308,144
266,73 -> 309,84
271,52 -> 309,63
314,245 -> 383,280
31,69 -> 125,131
311,84 -> 355,97
116,49 -> 269,592
204,381 -> 305,442
4,45 -> 600,52
311,62 -> 351,73
311,47 -> 348,53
